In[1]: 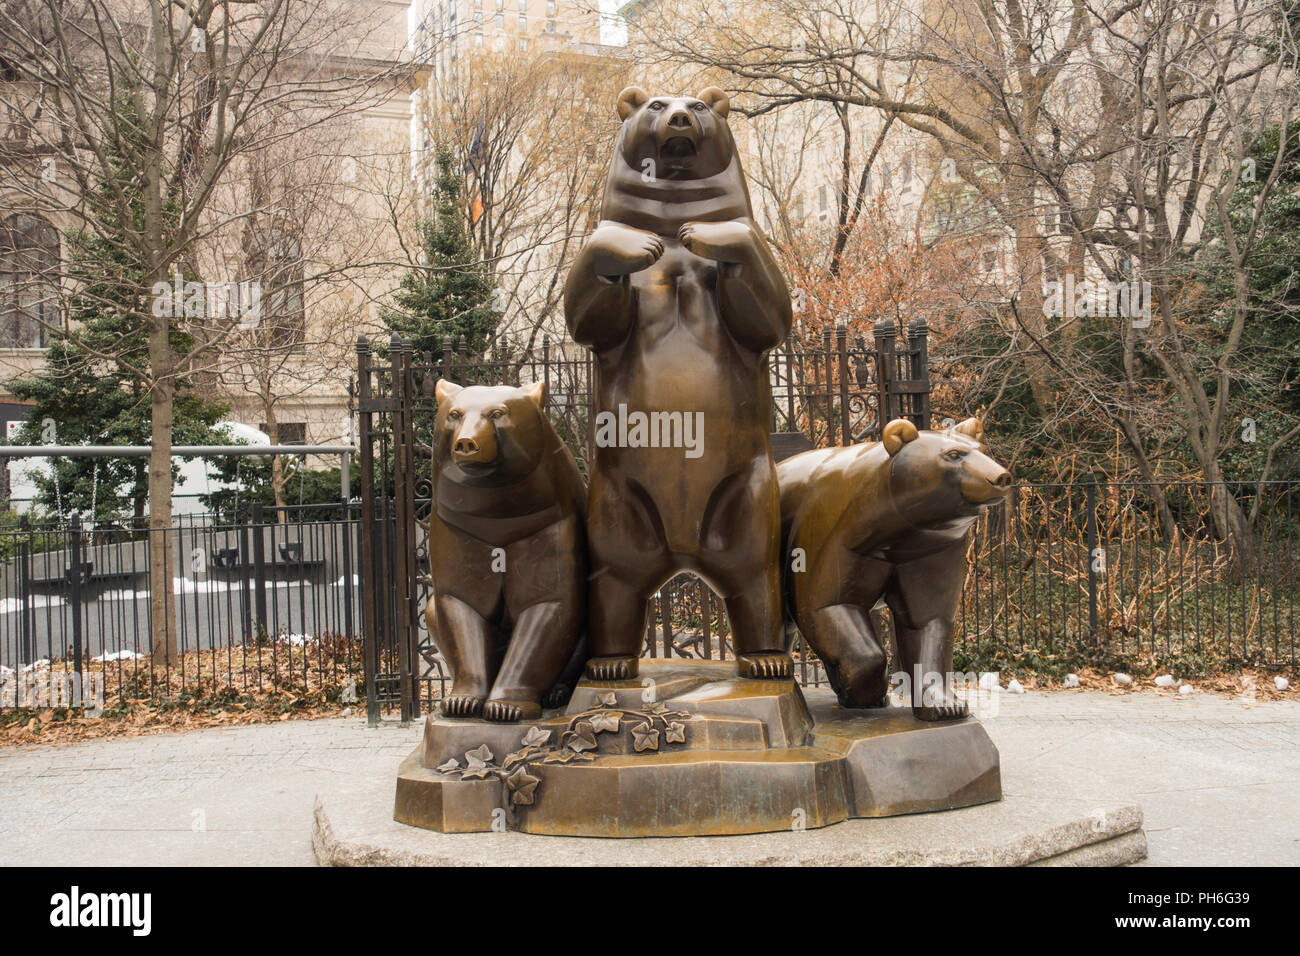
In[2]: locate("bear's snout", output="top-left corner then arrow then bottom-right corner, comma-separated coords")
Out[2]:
451,421 -> 498,466
961,455 -> 1013,504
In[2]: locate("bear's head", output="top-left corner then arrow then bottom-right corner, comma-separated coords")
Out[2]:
601,86 -> 753,232
434,380 -> 550,486
614,86 -> 736,181
881,417 -> 1013,523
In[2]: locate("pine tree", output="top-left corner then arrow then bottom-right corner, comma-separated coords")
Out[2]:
382,144 -> 499,357
5,95 -> 228,523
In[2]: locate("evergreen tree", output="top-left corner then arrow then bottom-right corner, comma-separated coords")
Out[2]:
382,144 -> 499,357
1199,126 -> 1300,482
5,95 -> 228,523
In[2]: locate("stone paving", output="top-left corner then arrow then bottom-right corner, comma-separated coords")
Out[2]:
0,688 -> 1296,866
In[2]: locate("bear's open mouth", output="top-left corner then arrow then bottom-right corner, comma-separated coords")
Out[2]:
661,136 -> 696,160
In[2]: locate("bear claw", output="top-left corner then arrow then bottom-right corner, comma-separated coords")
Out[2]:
585,656 -> 638,681
441,695 -> 486,718
483,699 -> 541,723
541,683 -> 572,709
737,652 -> 792,680
916,698 -> 970,722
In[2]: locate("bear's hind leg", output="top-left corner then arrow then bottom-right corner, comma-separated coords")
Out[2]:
435,593 -> 495,719
799,603 -> 888,708
725,584 -> 791,680
585,571 -> 652,682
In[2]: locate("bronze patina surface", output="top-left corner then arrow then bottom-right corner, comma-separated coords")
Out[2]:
778,418 -> 1013,719
425,380 -> 587,723
564,87 -> 794,684
393,660 -> 1001,837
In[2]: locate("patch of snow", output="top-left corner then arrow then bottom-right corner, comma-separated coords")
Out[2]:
1064,673 -> 1080,688
1276,676 -> 1291,692
1154,674 -> 1176,687
1114,673 -> 1133,686
978,672 -> 1001,692
1179,684 -> 1193,696
93,649 -> 145,663
0,595 -> 66,613
1007,678 -> 1025,694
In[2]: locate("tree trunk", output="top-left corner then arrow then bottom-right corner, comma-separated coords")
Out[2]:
148,330 -> 176,664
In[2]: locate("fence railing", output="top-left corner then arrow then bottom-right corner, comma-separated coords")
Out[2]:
4,477 -> 1292,717
960,479 -> 1299,667
0,503 -> 364,714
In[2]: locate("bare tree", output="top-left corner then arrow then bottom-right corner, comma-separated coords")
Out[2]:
0,0 -> 408,657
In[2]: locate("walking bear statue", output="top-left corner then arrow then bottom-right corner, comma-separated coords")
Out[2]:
778,418 -> 1013,720
564,85 -> 793,682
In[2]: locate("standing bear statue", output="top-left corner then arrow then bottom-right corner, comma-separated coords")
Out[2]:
564,85 -> 793,682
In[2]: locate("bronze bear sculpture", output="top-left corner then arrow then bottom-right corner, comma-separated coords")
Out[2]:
778,418 -> 1012,720
425,380 -> 587,722
564,85 -> 794,683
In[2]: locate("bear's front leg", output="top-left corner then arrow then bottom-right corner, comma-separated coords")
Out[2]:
565,222 -> 663,351
434,593 -> 496,718
484,600 -> 579,722
888,547 -> 969,721
582,222 -> 664,278
678,219 -> 792,351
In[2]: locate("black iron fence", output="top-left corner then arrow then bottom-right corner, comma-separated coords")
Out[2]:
960,479 -> 1299,668
0,503 -> 364,714
3,477 -> 1292,718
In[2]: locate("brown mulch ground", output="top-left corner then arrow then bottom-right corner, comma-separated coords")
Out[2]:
2,656 -> 1294,748
1,640 -> 367,747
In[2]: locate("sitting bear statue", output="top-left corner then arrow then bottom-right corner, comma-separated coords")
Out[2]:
425,379 -> 587,722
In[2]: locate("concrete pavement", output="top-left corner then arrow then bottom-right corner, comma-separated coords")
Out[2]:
0,688 -> 1295,866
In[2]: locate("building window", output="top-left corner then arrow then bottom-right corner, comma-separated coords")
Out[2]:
519,13 -> 526,29
474,11 -> 482,24
494,33 -> 504,49
247,224 -> 305,352
495,13 -> 504,28
546,0 -> 556,14
260,421 -> 306,445
474,31 -> 483,46
545,18 -> 555,31
0,213 -> 58,349
495,0 -> 503,9
519,36 -> 528,50
518,0 -> 526,9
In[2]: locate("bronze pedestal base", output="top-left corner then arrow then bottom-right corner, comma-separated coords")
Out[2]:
393,660 -> 1000,837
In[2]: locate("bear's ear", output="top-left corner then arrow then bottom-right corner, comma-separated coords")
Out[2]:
435,379 -> 462,408
522,380 -> 546,409
697,86 -> 730,118
616,86 -> 649,121
951,417 -> 984,444
882,418 -> 919,457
